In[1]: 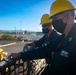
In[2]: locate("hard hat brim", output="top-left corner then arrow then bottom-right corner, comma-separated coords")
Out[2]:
49,8 -> 76,18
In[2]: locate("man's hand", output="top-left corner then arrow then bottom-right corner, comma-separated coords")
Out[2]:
23,42 -> 35,51
8,53 -> 21,60
23,43 -> 28,50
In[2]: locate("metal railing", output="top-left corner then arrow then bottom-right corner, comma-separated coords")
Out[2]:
0,58 -> 46,75
0,58 -> 25,75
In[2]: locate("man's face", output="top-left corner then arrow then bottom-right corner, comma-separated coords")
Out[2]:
51,13 -> 67,33
42,23 -> 51,34
52,14 -> 63,21
42,24 -> 49,28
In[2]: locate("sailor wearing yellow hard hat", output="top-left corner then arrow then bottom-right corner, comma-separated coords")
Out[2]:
40,14 -> 54,34
49,0 -> 76,75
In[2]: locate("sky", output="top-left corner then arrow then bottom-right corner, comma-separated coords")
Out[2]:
0,0 -> 76,32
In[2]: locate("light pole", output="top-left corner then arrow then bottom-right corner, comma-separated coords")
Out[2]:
15,26 -> 16,38
20,20 -> 22,37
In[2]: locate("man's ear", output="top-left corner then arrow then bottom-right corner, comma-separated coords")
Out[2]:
66,13 -> 71,19
50,24 -> 53,29
63,13 -> 71,23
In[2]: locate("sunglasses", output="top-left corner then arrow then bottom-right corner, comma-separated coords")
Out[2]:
42,23 -> 51,28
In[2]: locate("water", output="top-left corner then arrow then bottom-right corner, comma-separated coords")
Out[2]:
0,42 -> 12,45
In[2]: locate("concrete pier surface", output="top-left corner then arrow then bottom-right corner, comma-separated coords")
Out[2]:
2,42 -> 25,56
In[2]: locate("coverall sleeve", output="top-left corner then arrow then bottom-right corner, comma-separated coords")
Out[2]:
34,35 -> 46,47
20,34 -> 64,61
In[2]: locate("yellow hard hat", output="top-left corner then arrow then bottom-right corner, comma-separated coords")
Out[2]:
40,14 -> 52,25
50,0 -> 75,17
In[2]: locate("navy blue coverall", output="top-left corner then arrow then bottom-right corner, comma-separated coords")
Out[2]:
49,24 -> 76,75
33,29 -> 64,75
20,29 -> 64,74
33,29 -> 61,64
